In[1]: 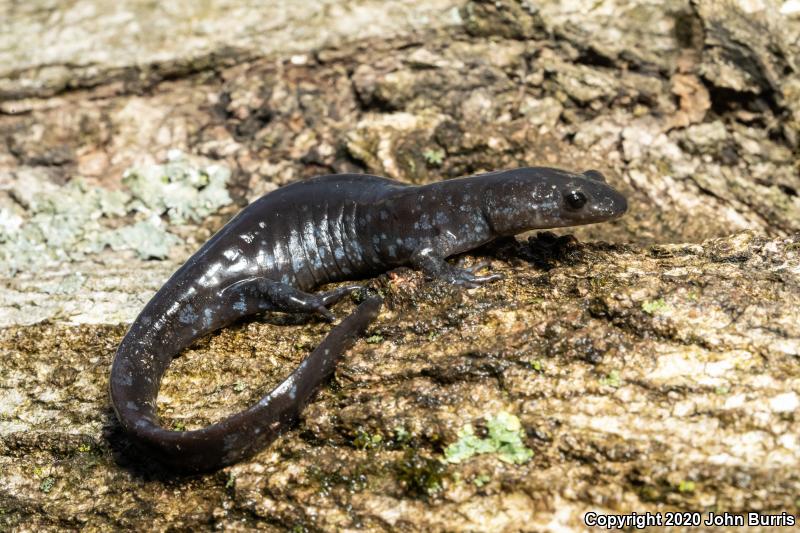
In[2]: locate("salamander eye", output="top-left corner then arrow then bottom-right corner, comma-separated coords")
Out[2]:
564,190 -> 588,210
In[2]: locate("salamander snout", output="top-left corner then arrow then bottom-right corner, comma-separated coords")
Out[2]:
560,172 -> 627,224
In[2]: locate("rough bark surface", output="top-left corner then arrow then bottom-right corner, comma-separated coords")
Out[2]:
1,1 -> 799,531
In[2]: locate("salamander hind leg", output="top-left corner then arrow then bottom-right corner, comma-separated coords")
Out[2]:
317,285 -> 363,307
222,278 -> 361,322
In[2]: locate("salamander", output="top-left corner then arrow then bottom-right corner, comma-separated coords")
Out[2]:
109,166 -> 627,471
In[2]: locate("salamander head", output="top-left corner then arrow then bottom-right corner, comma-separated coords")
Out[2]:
481,167 -> 627,236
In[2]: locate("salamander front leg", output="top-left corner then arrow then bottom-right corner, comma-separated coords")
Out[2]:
221,278 -> 362,322
410,249 -> 503,288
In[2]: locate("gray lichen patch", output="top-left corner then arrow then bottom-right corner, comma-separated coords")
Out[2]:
0,152 -> 233,327
122,149 -> 232,225
0,151 -> 231,276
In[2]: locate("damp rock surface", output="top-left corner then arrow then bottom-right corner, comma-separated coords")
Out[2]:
1,0 -> 799,531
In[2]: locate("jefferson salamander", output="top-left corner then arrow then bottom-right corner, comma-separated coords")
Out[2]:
110,166 -> 627,471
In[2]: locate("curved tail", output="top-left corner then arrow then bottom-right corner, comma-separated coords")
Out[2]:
110,296 -> 382,472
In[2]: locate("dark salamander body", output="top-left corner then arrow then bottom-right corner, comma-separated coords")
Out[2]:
110,167 -> 627,471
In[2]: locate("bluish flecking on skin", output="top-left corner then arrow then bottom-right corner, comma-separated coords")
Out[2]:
109,167 -> 627,471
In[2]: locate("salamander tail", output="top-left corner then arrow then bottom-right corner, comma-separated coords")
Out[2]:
109,296 -> 382,472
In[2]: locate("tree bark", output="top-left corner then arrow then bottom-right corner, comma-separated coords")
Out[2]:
1,1 -> 798,530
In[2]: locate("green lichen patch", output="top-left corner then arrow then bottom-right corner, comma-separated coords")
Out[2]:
422,148 -> 445,166
352,427 -> 383,450
38,477 -> 55,493
444,412 -> 533,465
365,334 -> 384,344
599,370 -> 622,388
393,425 -> 411,444
642,298 -> 670,314
473,473 -> 491,487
